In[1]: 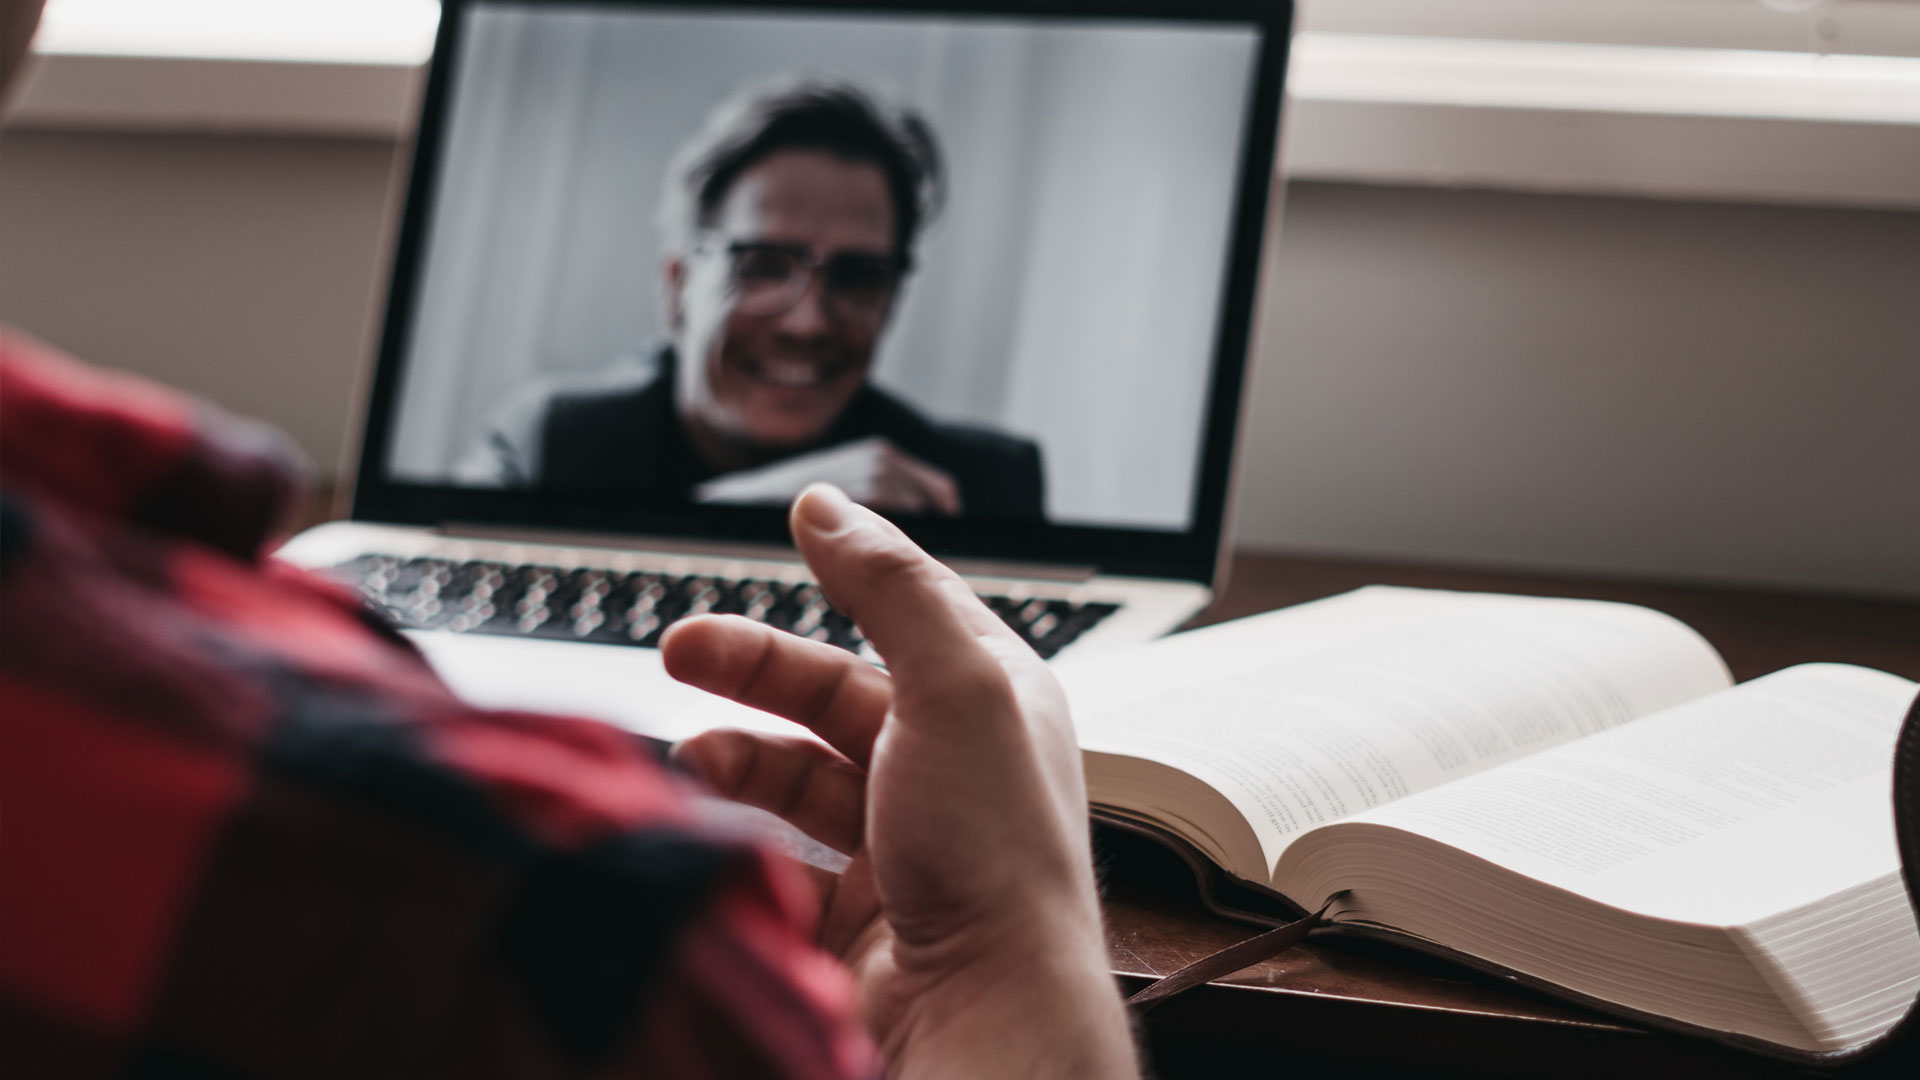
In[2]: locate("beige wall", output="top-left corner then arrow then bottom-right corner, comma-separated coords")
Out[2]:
1241,183 -> 1920,596
0,130 -> 396,476
2,129 -> 1915,595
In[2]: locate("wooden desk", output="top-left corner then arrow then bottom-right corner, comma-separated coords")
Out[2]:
1114,552 -> 1920,1079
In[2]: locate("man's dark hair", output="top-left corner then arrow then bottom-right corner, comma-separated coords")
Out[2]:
661,76 -> 945,256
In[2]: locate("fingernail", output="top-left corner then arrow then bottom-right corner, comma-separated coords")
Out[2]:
794,483 -> 855,534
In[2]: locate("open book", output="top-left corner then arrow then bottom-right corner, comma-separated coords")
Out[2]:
1057,587 -> 1920,1062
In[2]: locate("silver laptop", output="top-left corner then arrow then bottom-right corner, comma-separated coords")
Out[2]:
280,0 -> 1293,741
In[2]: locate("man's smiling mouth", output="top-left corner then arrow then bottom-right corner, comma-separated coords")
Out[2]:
739,355 -> 847,389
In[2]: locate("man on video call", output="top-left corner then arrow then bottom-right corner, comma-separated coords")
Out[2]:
459,78 -> 1047,520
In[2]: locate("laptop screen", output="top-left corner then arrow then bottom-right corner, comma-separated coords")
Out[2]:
354,0 -> 1290,582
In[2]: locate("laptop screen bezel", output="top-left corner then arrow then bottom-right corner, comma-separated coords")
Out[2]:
349,0 -> 1292,584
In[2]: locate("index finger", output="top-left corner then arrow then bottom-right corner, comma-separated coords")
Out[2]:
789,484 -> 1030,687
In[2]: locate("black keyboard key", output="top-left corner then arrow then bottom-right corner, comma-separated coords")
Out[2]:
984,597 -> 1123,659
328,556 -> 1121,659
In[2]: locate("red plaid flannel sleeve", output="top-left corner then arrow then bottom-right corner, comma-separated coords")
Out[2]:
0,329 -> 879,1079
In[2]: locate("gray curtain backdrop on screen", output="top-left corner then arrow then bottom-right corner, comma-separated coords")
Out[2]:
386,7 -> 1255,529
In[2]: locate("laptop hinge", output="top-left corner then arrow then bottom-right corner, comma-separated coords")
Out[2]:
435,523 -> 1101,584
939,556 -> 1098,584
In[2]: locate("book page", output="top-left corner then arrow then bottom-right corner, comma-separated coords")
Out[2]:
1065,587 -> 1731,873
1332,664 -> 1918,925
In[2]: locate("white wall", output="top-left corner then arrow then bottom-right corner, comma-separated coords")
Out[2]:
2,129 -> 1915,595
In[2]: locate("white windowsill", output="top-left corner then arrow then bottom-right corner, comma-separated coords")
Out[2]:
5,31 -> 1918,211
1281,33 -> 1920,210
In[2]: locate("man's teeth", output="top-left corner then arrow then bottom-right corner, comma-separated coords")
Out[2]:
757,360 -> 828,387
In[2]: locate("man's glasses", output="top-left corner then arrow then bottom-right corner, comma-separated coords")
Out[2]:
706,240 -> 911,325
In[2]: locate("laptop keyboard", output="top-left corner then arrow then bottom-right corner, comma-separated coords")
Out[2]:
330,554 -> 1120,661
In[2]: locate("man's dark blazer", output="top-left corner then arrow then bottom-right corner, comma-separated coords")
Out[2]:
458,352 -> 1046,521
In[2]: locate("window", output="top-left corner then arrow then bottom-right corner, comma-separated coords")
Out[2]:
10,0 -> 1920,207
1300,0 -> 1920,58
32,0 -> 441,65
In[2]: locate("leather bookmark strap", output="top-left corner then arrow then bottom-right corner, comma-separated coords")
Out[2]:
1126,894 -> 1343,1013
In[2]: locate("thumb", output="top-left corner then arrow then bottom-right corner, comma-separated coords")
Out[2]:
788,484 -> 1022,685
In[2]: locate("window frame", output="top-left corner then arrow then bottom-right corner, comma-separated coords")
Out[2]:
6,0 -> 1920,209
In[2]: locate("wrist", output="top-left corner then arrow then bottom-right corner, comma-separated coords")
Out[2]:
877,917 -> 1137,1080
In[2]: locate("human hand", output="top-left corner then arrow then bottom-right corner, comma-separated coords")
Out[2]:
661,484 -> 1136,1079
691,436 -> 964,516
